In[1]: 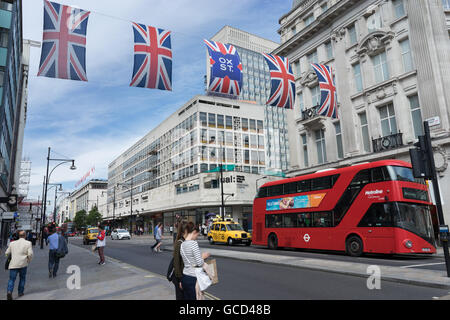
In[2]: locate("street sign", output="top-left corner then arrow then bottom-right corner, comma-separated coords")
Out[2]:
426,116 -> 440,127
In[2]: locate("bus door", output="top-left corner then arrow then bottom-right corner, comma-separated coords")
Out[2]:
357,203 -> 395,253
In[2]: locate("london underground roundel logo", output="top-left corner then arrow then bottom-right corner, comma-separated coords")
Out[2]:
303,234 -> 311,242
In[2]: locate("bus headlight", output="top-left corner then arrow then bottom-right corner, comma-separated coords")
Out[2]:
403,240 -> 413,249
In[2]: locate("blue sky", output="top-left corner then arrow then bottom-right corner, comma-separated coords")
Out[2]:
22,0 -> 290,203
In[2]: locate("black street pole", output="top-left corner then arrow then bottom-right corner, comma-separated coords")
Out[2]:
113,186 -> 116,229
40,147 -> 51,249
220,145 -> 225,219
130,179 -> 133,236
424,121 -> 450,277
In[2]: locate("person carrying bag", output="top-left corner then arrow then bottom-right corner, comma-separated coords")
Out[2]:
179,222 -> 212,300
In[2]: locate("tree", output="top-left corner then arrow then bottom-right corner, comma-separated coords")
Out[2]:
86,206 -> 103,227
74,210 -> 87,229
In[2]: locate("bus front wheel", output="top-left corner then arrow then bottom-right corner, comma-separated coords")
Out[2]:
346,235 -> 363,257
268,234 -> 278,250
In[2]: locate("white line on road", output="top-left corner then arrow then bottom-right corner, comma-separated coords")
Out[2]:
400,262 -> 446,268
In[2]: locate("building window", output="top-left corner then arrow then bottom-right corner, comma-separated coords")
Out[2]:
321,2 -> 328,13
400,38 -> 414,73
304,14 -> 314,27
352,63 -> 363,93
372,51 -> 389,83
409,95 -> 423,137
379,103 -> 397,136
393,0 -> 406,18
200,112 -> 207,127
208,113 -> 216,127
293,59 -> 301,78
359,112 -> 371,152
325,41 -> 333,60
315,129 -> 327,164
298,92 -> 304,112
334,122 -> 344,159
291,25 -> 297,36
348,23 -> 357,45
311,85 -> 321,107
301,133 -> 309,167
443,0 -> 450,9
307,50 -> 318,69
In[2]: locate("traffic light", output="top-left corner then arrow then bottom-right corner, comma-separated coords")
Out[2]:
409,135 -> 431,178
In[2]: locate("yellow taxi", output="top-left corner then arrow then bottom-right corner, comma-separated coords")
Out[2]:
207,216 -> 252,246
83,227 -> 98,245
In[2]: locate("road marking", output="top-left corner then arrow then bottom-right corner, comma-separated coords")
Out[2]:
204,291 -> 221,300
400,262 -> 445,268
144,275 -> 155,278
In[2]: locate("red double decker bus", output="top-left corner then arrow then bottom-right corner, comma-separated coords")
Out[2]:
253,160 -> 436,256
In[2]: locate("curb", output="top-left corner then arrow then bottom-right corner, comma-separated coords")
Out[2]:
162,245 -> 450,290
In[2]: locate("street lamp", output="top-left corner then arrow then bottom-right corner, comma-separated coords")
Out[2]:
40,147 -> 76,249
116,180 -> 134,236
256,176 -> 268,193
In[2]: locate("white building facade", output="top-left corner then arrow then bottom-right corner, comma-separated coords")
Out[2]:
107,95 -> 279,233
275,0 -> 450,224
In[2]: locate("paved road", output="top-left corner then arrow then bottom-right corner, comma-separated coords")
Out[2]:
70,238 -> 450,300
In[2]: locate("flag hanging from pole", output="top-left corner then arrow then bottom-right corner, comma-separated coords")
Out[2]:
311,63 -> 338,119
204,39 -> 242,96
38,0 -> 91,81
262,53 -> 295,109
130,23 -> 173,90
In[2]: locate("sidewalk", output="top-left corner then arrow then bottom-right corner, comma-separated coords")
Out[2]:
0,243 -> 175,300
160,239 -> 450,289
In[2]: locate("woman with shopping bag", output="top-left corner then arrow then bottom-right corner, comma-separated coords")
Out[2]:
180,222 -> 212,300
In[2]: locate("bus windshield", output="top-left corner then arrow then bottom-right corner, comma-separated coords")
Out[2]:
387,166 -> 425,184
393,203 -> 435,245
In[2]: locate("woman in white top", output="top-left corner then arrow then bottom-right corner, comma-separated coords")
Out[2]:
180,222 -> 210,300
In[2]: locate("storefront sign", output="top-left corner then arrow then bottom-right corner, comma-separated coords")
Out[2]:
266,193 -> 326,211
1,212 -> 15,220
221,175 -> 245,184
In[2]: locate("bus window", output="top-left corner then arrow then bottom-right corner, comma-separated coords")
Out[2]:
268,185 -> 283,197
311,176 -> 331,191
297,180 -> 311,193
284,182 -> 297,195
371,167 -> 388,183
313,212 -> 332,227
387,166 -> 425,184
296,213 -> 312,227
257,187 -> 267,198
358,203 -> 394,227
350,169 -> 370,186
283,213 -> 297,227
266,214 -> 282,228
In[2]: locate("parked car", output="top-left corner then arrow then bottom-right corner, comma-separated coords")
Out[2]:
67,232 -> 76,237
111,229 -> 131,240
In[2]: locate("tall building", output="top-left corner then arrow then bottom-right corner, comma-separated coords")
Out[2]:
0,0 -> 29,248
66,179 -> 108,223
107,95 -> 279,233
210,26 -> 291,175
274,0 -> 450,223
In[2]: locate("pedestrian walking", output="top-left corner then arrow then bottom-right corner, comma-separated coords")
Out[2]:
172,221 -> 187,300
43,227 -> 49,246
47,226 -> 60,278
180,222 -> 211,300
5,230 -> 33,300
97,225 -> 106,265
151,222 -> 162,252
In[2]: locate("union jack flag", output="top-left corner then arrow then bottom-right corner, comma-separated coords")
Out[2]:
38,1 -> 90,81
263,53 -> 295,109
311,63 -> 338,119
204,39 -> 242,96
130,23 -> 172,91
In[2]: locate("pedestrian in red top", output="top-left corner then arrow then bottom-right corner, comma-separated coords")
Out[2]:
96,225 -> 106,265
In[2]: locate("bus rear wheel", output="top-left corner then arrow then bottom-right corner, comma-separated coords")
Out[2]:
346,235 -> 363,257
268,234 -> 278,250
